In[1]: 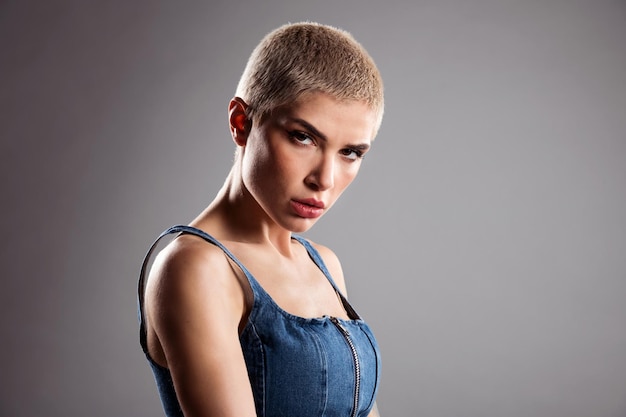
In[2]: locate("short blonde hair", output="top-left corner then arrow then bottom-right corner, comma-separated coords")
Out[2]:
236,22 -> 384,134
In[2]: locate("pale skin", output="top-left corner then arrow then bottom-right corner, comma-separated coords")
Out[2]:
144,92 -> 381,417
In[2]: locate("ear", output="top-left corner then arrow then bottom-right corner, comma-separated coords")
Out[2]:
229,97 -> 251,146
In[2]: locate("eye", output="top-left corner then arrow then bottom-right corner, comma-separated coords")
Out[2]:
289,131 -> 314,146
340,147 -> 365,161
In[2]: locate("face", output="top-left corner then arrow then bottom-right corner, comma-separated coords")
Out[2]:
238,92 -> 377,233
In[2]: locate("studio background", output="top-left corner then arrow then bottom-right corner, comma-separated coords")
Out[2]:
1,1 -> 625,416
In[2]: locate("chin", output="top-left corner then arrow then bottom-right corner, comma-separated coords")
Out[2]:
287,218 -> 320,234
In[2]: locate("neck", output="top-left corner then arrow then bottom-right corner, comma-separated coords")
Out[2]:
191,160 -> 296,255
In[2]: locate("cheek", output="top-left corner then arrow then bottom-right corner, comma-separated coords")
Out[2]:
267,143 -> 305,179
243,138 -> 294,189
241,140 -> 272,192
334,164 -> 361,194
343,163 -> 361,184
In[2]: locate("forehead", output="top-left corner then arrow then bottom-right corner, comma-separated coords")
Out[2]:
273,92 -> 378,142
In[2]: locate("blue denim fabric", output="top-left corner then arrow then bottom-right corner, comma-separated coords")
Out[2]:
138,225 -> 381,417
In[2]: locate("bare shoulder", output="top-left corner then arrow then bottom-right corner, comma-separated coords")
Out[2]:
145,234 -> 246,337
148,234 -> 236,297
307,239 -> 349,296
153,234 -> 232,275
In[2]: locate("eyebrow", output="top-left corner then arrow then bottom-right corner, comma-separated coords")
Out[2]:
290,117 -> 371,151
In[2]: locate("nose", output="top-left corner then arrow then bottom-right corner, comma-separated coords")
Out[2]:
305,154 -> 335,191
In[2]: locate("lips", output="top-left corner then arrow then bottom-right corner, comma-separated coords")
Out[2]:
296,198 -> 325,209
290,198 -> 325,218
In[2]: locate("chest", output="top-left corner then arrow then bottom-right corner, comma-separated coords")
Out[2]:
231,245 -> 349,320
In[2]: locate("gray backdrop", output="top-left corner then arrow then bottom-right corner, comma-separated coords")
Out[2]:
2,1 -> 625,416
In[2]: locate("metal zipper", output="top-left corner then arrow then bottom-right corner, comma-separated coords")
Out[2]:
330,316 -> 361,417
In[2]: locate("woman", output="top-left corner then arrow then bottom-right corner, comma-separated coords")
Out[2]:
138,22 -> 384,417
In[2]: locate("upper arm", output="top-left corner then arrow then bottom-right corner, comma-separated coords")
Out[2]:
144,239 -> 256,417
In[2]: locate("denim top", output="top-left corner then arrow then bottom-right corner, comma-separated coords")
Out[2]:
138,225 -> 381,417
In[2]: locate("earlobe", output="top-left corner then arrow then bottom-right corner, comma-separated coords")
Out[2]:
229,97 -> 251,146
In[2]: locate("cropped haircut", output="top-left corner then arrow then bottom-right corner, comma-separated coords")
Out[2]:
236,22 -> 384,134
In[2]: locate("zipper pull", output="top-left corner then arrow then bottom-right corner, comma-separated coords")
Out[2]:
330,316 -> 350,336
